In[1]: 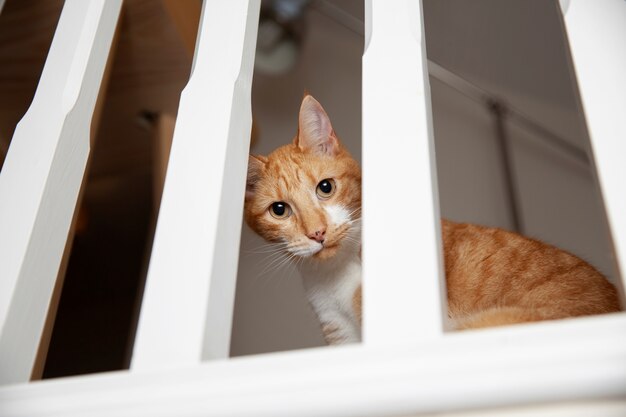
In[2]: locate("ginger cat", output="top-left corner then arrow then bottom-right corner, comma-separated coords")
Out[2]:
244,95 -> 621,345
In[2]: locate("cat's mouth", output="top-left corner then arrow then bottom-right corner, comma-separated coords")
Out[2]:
288,241 -> 339,260
288,225 -> 355,260
311,225 -> 354,259
311,240 -> 342,259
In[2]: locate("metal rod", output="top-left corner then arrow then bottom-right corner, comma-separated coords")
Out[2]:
489,100 -> 524,233
427,60 -> 589,168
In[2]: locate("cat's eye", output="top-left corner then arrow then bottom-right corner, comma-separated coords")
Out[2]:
316,179 -> 335,199
269,202 -> 292,219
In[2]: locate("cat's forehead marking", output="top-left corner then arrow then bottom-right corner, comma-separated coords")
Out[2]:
280,166 -> 309,193
277,176 -> 290,196
294,168 -> 303,184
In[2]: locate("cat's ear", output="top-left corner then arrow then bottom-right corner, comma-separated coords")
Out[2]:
246,154 -> 267,199
296,95 -> 339,156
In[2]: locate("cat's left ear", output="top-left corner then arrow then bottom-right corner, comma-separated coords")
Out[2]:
296,95 -> 339,156
246,154 -> 267,200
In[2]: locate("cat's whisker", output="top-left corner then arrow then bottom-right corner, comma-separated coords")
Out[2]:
246,241 -> 289,253
295,253 -> 305,270
245,247 -> 288,256
274,253 -> 298,275
257,252 -> 292,279
342,239 -> 361,251
247,243 -> 289,251
266,245 -> 297,273
255,247 -> 289,268
244,242 -> 291,260
347,209 -> 362,219
261,252 -> 300,281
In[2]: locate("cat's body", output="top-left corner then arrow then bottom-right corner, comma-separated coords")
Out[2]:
442,220 -> 620,329
245,95 -> 621,345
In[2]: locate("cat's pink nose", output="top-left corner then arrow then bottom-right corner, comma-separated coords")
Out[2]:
308,228 -> 326,243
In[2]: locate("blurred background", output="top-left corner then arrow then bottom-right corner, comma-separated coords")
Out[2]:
0,0 -> 616,378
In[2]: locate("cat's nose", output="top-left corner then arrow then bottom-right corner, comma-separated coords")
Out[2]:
307,228 -> 326,243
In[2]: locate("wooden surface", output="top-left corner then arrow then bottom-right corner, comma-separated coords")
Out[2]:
132,0 -> 260,370
162,0 -> 202,57
560,0 -> 626,303
0,0 -> 63,167
2,313 -> 626,416
0,0 -> 195,178
0,0 -> 123,384
30,11 -> 121,382
362,0 -> 447,345
0,0 -> 618,381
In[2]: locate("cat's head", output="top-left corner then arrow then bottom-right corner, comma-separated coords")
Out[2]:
245,95 -> 361,261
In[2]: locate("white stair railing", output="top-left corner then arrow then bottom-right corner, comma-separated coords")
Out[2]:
362,0 -> 447,344
560,0 -> 626,300
0,2 -> 625,416
0,0 -> 122,384
131,0 -> 261,370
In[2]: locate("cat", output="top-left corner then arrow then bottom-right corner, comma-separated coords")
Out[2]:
244,94 -> 621,345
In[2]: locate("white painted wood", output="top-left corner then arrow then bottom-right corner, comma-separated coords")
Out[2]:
131,0 -> 260,370
560,0 -> 626,300
2,313 -> 626,416
0,0 -> 121,385
425,401 -> 626,417
362,0 -> 447,344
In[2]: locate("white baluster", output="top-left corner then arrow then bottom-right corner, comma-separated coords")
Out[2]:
131,0 -> 260,370
362,0 -> 447,345
0,0 -> 122,384
560,0 -> 626,301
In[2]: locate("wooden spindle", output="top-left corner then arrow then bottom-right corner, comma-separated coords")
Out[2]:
0,0 -> 122,384
362,0 -> 447,345
131,0 -> 260,370
560,0 -> 626,304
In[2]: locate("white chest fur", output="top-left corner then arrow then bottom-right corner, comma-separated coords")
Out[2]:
298,249 -> 362,344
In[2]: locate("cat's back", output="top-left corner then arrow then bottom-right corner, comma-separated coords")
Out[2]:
441,219 -> 621,323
